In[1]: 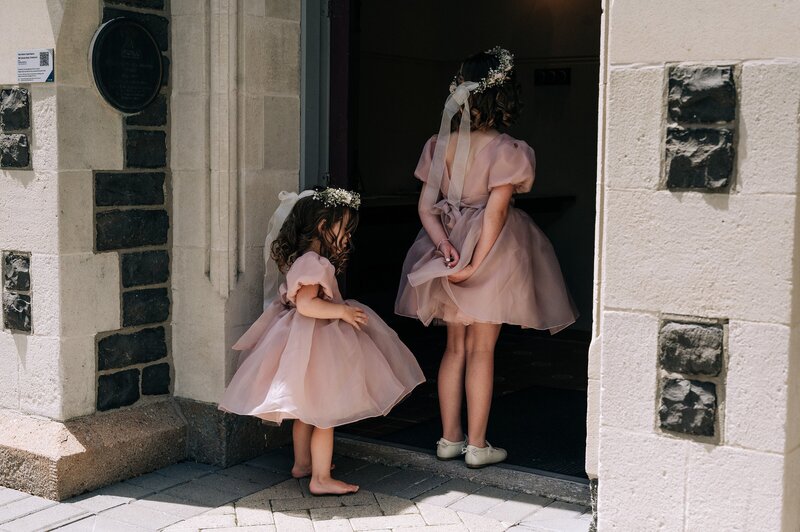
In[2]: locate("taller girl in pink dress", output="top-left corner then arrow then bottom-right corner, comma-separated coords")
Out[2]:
395,47 -> 578,468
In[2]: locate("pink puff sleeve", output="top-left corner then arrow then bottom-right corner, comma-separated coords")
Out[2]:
488,138 -> 536,193
285,253 -> 336,304
413,135 -> 437,182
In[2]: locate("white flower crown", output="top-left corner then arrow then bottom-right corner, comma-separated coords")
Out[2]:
312,187 -> 361,210
449,46 -> 515,95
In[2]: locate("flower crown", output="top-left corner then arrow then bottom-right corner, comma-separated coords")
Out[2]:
312,187 -> 361,210
449,46 -> 515,95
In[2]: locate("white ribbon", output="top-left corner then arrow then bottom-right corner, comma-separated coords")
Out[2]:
421,81 -> 479,218
263,189 -> 315,309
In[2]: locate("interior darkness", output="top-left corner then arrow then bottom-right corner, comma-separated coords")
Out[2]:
337,0 -> 601,480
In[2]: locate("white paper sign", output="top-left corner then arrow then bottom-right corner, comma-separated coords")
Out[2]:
17,49 -> 54,83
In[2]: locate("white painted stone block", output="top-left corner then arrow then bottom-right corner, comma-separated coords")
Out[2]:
0,1 -> 56,84
172,246 -> 224,323
736,60 -> 800,195
266,0 -> 301,21
685,444 -> 784,531
602,190 -> 796,324
30,85 -> 58,173
172,317 -> 227,403
608,1 -> 800,64
0,170 -> 59,254
17,335 -> 62,418
787,325 -> 800,453
242,96 -> 265,171
597,427 -> 687,531
172,14 -> 209,94
171,94 -> 209,171
263,96 -> 300,170
172,0 -> 207,15
58,171 -> 94,254
56,86 -> 123,171
585,377 -> 600,478
59,252 -> 120,336
242,169 -> 297,248
243,17 -> 300,95
0,332 -> 21,410
605,66 -> 665,191
785,446 -> 800,531
56,0 -> 102,88
599,311 -> 659,432
244,0 -> 266,17
30,253 -> 60,336
59,335 -> 96,419
172,171 -> 209,249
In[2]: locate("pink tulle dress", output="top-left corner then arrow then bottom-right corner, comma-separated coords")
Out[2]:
395,133 -> 578,333
220,252 -> 425,428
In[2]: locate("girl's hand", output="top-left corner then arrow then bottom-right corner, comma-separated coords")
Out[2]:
447,264 -> 475,284
339,305 -> 368,330
437,240 -> 460,269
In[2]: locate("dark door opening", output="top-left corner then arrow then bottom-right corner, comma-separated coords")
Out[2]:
331,0 -> 601,480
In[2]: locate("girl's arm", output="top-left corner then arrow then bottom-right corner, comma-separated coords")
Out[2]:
418,193 -> 461,266
448,184 -> 513,283
294,284 -> 368,330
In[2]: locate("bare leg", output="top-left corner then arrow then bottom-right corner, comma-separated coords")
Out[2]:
439,323 -> 467,442
308,427 -> 358,495
464,322 -> 501,448
291,420 -> 313,478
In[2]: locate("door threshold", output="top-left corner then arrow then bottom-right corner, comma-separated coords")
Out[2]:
334,433 -> 590,506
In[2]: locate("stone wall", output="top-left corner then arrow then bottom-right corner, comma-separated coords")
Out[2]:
589,1 -> 800,529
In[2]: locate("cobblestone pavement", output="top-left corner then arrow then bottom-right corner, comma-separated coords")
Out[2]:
0,448 -> 591,532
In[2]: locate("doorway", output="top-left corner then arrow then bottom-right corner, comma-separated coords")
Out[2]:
327,0 -> 601,480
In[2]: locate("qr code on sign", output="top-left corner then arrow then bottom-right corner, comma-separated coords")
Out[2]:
39,51 -> 50,67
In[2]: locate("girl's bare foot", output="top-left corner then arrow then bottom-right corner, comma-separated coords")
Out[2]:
291,463 -> 335,479
309,477 -> 359,495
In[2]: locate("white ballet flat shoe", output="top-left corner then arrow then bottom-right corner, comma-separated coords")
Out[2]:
436,437 -> 467,460
463,442 -> 507,469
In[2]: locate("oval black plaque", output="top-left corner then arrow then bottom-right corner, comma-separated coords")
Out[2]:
90,18 -> 163,114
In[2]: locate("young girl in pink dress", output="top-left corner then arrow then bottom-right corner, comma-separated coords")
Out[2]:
396,47 -> 578,468
220,188 -> 425,494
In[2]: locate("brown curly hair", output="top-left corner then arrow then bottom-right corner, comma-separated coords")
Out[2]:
270,190 -> 359,275
450,50 -> 523,132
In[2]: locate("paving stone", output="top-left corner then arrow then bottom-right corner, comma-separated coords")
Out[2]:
373,493 -> 419,516
447,486 -> 514,515
156,461 -> 219,481
213,526 -> 276,532
245,449 -> 294,473
160,479 -> 241,508
393,525 -> 465,532
338,464 -> 401,491
0,503 -> 88,532
411,479 -> 481,508
0,487 -> 28,506
190,472 -> 267,497
66,481 -> 155,513
236,502 -> 275,526
456,510 -> 506,532
365,468 -> 435,498
161,510 -> 237,530
53,514 -> 152,531
218,464 -> 291,487
519,501 -> 591,531
0,495 -> 56,524
392,475 -> 450,500
239,480 -> 304,505
416,502 -> 462,526
269,496 -> 342,512
311,518 -> 353,531
99,502 -> 183,529
339,490 -> 378,507
482,493 -> 552,525
309,503 -> 382,521
349,513 -> 426,530
329,455 -> 371,476
135,493 -> 211,519
273,510 -> 314,532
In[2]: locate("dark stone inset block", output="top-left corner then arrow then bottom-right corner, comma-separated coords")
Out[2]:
98,326 -> 167,370
123,287 -> 170,326
97,369 -> 140,411
2,291 -> 31,332
160,55 -> 169,87
103,8 -> 170,51
126,130 -> 167,168
659,321 -> 723,376
105,0 -> 165,9
666,126 -> 734,190
659,378 -> 716,437
121,250 -> 169,287
95,172 -> 165,206
142,363 -> 171,395
125,93 -> 167,127
96,209 -> 169,251
589,479 -> 598,532
0,134 -> 30,168
0,88 -> 31,131
3,252 -> 30,291
669,65 -> 736,124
